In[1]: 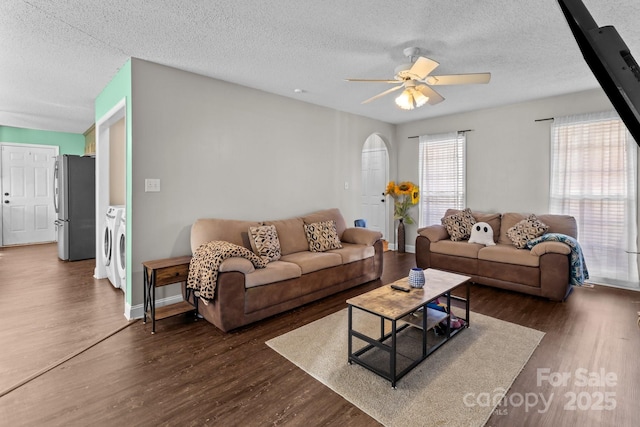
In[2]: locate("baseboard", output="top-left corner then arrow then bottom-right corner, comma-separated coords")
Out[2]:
126,294 -> 185,320
388,243 -> 415,253
124,302 -> 133,320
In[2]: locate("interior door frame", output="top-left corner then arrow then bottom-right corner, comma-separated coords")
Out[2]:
361,134 -> 390,241
95,98 -> 126,281
0,142 -> 59,247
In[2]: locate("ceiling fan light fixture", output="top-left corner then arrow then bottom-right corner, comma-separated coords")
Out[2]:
395,89 -> 415,110
395,87 -> 429,110
413,90 -> 429,107
415,84 -> 431,107
347,49 -> 488,108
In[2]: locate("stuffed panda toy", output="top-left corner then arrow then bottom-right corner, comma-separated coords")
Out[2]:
469,222 -> 495,246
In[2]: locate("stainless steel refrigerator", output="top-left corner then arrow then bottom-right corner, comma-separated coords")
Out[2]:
54,155 -> 96,261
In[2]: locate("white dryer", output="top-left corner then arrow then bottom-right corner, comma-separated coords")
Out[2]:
103,205 -> 124,288
115,209 -> 127,292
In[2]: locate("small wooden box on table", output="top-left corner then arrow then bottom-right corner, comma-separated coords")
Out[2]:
142,255 -> 196,334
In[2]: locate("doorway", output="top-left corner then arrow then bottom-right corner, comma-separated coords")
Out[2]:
361,134 -> 389,239
95,99 -> 126,281
1,143 -> 58,246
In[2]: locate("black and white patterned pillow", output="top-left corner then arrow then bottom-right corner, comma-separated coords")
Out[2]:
304,220 -> 342,252
248,225 -> 281,262
441,208 -> 476,241
507,214 -> 549,249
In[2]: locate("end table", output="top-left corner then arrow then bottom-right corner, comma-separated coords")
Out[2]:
142,255 -> 197,334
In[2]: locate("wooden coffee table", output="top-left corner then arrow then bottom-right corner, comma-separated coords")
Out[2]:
346,268 -> 470,387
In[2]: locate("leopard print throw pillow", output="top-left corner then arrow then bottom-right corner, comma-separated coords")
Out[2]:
507,214 -> 549,249
304,220 -> 342,252
249,225 -> 282,262
441,208 -> 476,241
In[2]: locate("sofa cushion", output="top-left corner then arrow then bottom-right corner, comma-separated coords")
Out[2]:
499,213 -> 526,245
191,218 -> 262,253
341,228 -> 382,246
442,208 -> 476,241
244,260 -> 302,288
302,208 -> 348,239
507,214 -> 549,249
264,217 -> 309,256
478,244 -> 540,267
430,240 -> 483,259
248,225 -> 282,263
500,213 -> 578,244
328,242 -> 375,263
280,251 -> 343,274
443,209 -> 501,243
537,214 -> 578,238
304,220 -> 342,252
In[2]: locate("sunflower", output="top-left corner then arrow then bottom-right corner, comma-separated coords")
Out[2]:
411,187 -> 420,204
384,181 -> 397,196
396,181 -> 415,196
383,180 -> 420,224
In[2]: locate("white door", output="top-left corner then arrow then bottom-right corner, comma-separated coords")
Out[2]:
361,136 -> 388,239
1,144 -> 57,245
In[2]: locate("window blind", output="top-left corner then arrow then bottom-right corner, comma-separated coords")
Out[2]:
550,111 -> 638,287
418,132 -> 466,227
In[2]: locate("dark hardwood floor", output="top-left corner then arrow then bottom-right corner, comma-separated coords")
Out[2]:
0,243 -> 638,426
0,243 -> 129,394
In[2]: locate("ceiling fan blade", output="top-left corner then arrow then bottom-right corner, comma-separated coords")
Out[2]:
362,85 -> 403,104
345,78 -> 400,83
425,73 -> 491,85
407,57 -> 440,80
416,85 -> 445,105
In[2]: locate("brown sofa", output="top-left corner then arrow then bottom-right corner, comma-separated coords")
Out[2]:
415,210 -> 578,301
188,208 -> 383,332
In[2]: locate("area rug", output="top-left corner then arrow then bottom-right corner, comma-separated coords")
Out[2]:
266,308 -> 544,427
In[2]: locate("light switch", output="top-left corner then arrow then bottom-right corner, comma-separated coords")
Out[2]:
145,178 -> 161,192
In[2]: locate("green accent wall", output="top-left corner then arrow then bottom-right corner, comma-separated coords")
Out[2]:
95,59 -> 133,306
0,126 -> 85,155
95,59 -> 132,120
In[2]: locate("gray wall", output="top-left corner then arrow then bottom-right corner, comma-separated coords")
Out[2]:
395,88 -> 615,240
125,57 -> 619,308
129,59 -> 395,307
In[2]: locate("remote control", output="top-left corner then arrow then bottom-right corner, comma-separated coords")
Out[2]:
390,284 -> 410,292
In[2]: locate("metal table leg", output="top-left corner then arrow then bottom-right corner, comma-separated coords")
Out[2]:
151,270 -> 156,334
143,267 -> 149,324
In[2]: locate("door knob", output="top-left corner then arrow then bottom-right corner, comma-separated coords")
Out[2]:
4,200 -> 8,204
3,193 -> 8,196
380,199 -> 385,202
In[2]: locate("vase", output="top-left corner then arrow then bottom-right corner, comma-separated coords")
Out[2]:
397,218 -> 405,253
408,267 -> 425,288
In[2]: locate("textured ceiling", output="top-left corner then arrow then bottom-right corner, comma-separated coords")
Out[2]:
1,0 -> 639,134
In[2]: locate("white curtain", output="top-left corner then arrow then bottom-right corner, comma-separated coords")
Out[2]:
418,132 -> 466,227
550,111 -> 639,287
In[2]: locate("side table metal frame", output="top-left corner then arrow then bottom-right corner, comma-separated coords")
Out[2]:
142,257 -> 198,334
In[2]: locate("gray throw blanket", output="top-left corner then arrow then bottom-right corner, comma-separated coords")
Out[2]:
525,233 -> 589,286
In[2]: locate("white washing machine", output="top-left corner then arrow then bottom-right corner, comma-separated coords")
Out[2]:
103,205 -> 124,288
115,209 -> 127,292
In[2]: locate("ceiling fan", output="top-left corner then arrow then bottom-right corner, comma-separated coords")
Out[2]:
346,47 -> 491,110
